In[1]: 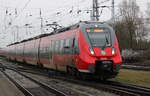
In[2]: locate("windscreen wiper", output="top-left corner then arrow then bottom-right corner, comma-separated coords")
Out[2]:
102,34 -> 109,50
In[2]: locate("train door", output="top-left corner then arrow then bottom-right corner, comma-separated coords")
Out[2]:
62,38 -> 75,68
49,40 -> 57,70
56,39 -> 67,72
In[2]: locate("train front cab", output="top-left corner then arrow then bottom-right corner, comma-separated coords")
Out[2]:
76,22 -> 122,79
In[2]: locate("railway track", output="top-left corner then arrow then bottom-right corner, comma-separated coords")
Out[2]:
122,65 -> 150,71
49,75 -> 150,96
1,68 -> 66,96
1,70 -> 34,96
105,81 -> 150,95
1,61 -> 150,96
6,67 -> 150,96
2,67 -> 115,96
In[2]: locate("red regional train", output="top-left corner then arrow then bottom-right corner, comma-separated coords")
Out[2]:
4,21 -> 122,80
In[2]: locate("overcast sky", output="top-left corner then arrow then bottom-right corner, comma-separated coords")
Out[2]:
0,0 -> 150,47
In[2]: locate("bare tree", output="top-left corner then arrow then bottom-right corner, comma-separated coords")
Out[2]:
119,0 -> 139,49
115,0 -> 149,50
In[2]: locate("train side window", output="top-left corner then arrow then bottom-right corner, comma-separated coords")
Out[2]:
55,41 -> 59,54
64,39 -> 70,48
49,41 -> 53,59
43,47 -> 47,58
60,40 -> 64,54
69,38 -> 74,48
72,38 -> 75,48
63,39 -> 66,53
46,47 -> 49,58
57,40 -> 60,54
56,40 -> 60,54
50,41 -> 53,55
53,41 -> 56,54
65,39 -> 71,54
75,39 -> 78,48
74,39 -> 79,54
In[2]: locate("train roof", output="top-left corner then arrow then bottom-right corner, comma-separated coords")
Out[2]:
7,21 -> 108,46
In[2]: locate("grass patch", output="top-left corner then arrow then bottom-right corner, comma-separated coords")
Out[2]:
112,69 -> 150,87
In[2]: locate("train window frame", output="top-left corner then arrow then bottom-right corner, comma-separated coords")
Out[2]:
55,40 -> 59,54
63,39 -> 66,53
69,38 -> 74,48
64,38 -> 73,54
64,39 -> 70,48
57,40 -> 61,54
49,41 -> 53,59
46,46 -> 49,59
42,46 -> 49,59
86,27 -> 112,48
74,39 -> 79,54
60,40 -> 64,54
52,41 -> 56,54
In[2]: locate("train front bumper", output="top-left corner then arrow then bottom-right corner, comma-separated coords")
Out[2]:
78,59 -> 121,78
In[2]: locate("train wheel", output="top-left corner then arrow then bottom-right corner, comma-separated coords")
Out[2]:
67,66 -> 77,77
76,72 -> 91,80
99,76 -> 107,81
23,60 -> 27,64
37,63 -> 43,68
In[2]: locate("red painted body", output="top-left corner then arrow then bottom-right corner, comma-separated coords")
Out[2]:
3,21 -> 122,79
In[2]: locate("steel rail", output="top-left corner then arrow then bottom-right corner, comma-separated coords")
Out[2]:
1,70 -> 34,96
10,67 -> 139,96
1,61 -> 150,96
4,68 -> 66,96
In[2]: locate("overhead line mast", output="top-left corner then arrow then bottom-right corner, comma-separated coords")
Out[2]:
92,0 -> 115,22
112,0 -> 115,23
92,0 -> 99,21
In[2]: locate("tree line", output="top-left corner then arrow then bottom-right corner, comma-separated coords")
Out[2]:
114,0 -> 150,51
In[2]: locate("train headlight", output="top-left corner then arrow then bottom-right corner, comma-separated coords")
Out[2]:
112,48 -> 116,55
89,48 -> 95,55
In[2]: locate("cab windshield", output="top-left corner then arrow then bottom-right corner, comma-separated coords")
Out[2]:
86,28 -> 111,47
